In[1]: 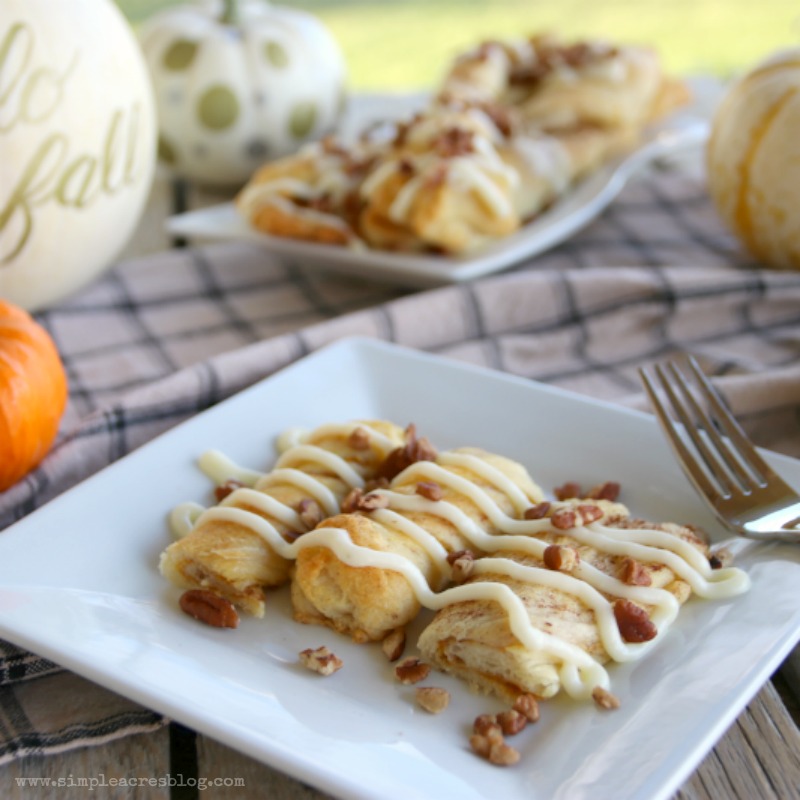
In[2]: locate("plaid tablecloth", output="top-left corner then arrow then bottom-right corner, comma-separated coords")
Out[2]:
2,168 -> 800,765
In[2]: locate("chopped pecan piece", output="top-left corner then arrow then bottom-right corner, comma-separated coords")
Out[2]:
613,599 -> 657,643
586,481 -> 621,501
592,686 -> 621,710
543,544 -> 579,571
394,656 -> 431,684
341,488 -> 388,512
577,504 -> 603,524
416,481 -> 443,501
179,589 -> 239,629
382,628 -> 406,662
397,157 -> 415,176
415,687 -> 450,714
469,733 -> 493,759
489,741 -> 521,766
299,646 -> 343,676
709,547 -> 733,569
513,693 -> 540,723
508,62 -> 549,86
433,126 -> 475,158
447,549 -> 475,583
470,735 -> 520,766
214,478 -> 245,503
618,557 -> 652,587
348,426 -> 371,450
554,481 -> 582,500
297,498 -> 324,529
358,492 -> 390,511
377,423 -> 438,481
551,509 -> 577,530
473,713 -> 502,738
496,709 -> 527,736
341,487 -> 364,513
524,502 -> 551,520
363,476 -> 390,493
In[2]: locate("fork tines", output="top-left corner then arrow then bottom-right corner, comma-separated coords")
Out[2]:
639,356 -> 777,500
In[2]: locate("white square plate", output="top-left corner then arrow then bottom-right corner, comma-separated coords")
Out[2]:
166,114 -> 708,288
1,337 -> 799,800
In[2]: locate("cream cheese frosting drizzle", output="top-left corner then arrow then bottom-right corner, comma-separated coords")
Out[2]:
304,528 -> 609,695
172,444 -> 751,699
359,108 -> 521,227
168,421 -> 398,540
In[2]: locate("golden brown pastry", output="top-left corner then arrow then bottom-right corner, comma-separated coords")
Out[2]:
357,106 -> 524,252
159,420 -> 408,616
417,502 -> 750,702
235,137 -> 376,246
236,33 -> 688,257
438,34 -> 688,134
290,447 -> 546,642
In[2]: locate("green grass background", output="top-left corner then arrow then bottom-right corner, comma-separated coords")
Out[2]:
117,0 -> 800,90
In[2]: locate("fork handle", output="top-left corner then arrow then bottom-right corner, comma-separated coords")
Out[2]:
740,501 -> 800,542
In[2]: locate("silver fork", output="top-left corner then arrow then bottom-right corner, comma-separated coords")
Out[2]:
639,355 -> 800,542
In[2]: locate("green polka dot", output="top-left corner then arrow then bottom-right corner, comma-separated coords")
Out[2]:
197,85 -> 239,130
163,39 -> 198,71
289,102 -> 317,139
263,40 -> 289,68
157,134 -> 177,165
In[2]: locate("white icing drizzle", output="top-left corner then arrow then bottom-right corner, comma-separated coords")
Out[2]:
470,558 -> 677,663
276,427 -> 307,453
447,159 -> 515,218
255,468 -> 342,517
359,159 -> 400,199
510,134 -> 572,194
240,177 -> 316,202
577,524 -> 751,599
197,450 -> 263,487
388,173 -> 427,223
273,444 -> 366,486
278,422 -> 400,458
369,508 -> 451,589
294,528 -> 610,694
260,195 -> 353,233
434,451 -> 539,513
221,487 -> 303,530
169,422 -> 395,540
172,441 -> 751,699
170,502 -> 205,539
360,109 -> 520,228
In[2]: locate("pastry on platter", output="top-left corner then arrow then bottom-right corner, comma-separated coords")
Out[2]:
235,136 -> 380,247
159,420 -> 408,617
235,32 -> 688,257
417,502 -> 750,702
438,33 -> 689,134
291,447 -> 548,642
357,106 -> 525,253
237,104 -> 625,254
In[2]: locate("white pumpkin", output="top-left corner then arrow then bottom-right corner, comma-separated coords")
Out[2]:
0,0 -> 157,312
139,0 -> 347,187
707,48 -> 800,270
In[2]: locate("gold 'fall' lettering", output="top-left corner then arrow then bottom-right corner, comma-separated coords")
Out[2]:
0,21 -> 148,266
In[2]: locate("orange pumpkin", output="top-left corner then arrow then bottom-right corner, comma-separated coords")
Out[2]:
0,300 -> 68,491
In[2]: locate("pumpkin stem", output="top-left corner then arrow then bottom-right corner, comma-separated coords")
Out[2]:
219,0 -> 241,26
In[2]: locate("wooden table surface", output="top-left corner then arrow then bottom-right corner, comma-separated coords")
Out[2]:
4,88 -> 800,799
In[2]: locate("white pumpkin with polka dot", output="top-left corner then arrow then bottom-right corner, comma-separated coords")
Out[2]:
139,0 -> 347,187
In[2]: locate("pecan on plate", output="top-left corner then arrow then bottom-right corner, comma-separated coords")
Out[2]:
179,589 -> 239,629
